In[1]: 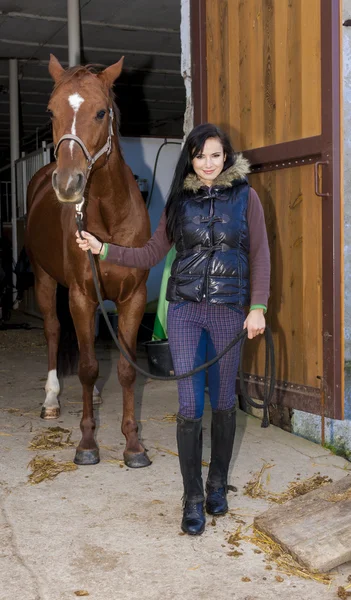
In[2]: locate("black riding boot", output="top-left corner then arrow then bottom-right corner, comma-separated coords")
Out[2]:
176,414 -> 205,535
206,407 -> 236,516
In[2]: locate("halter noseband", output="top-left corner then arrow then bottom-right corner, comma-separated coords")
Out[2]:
53,107 -> 114,216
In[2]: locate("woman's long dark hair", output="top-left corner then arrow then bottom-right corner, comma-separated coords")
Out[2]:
165,123 -> 236,243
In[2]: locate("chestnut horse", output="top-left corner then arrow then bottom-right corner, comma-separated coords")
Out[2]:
25,55 -> 151,468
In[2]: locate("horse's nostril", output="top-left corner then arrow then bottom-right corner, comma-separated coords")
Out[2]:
76,173 -> 84,190
52,171 -> 58,189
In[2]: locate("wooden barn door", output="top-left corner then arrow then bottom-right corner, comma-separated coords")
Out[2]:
191,0 -> 343,419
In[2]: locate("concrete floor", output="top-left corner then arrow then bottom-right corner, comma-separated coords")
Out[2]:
1,316 -> 351,600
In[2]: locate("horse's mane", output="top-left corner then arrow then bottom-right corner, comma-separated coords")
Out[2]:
51,64 -> 121,131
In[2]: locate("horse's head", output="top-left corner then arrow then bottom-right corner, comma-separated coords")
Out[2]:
48,54 -> 124,203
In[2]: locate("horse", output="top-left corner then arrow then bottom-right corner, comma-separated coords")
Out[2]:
25,55 -> 151,468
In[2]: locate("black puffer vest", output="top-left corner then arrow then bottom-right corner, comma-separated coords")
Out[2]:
166,155 -> 251,306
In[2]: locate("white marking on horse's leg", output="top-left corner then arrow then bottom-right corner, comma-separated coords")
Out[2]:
68,93 -> 85,157
93,384 -> 103,405
43,369 -> 60,409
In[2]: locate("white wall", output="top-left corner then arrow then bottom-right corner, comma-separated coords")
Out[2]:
120,136 -> 182,305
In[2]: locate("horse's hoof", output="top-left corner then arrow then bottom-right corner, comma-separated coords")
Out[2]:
40,406 -> 60,420
123,450 -> 152,468
74,448 -> 100,465
93,395 -> 103,406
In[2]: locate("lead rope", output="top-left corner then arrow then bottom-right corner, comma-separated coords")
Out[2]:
75,208 -> 275,428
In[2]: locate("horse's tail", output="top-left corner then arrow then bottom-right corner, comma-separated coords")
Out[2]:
56,284 -> 79,377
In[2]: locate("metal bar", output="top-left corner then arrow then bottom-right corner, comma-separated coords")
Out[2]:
138,98 -> 185,104
190,0 -> 208,125
13,91 -> 50,96
1,37 -> 180,58
238,377 -> 323,416
320,0 -> 343,419
21,151 -> 27,216
67,0 -> 80,67
244,136 -> 322,168
0,11 -> 180,34
249,156 -> 320,175
12,91 -> 51,97
9,58 -> 19,305
43,141 -> 52,166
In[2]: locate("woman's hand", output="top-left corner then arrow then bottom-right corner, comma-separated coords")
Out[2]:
75,230 -> 102,254
243,308 -> 266,339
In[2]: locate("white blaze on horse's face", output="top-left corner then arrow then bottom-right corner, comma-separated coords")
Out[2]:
68,93 -> 85,158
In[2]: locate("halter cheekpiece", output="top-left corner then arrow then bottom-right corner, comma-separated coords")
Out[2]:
53,107 -> 114,216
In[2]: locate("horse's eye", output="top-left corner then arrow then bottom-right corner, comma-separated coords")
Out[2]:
96,109 -> 106,120
47,108 -> 54,118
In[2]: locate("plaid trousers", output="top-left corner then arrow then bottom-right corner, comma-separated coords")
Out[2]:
167,300 -> 245,418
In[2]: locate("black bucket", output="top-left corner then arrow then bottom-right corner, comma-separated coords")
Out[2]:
144,339 -> 174,377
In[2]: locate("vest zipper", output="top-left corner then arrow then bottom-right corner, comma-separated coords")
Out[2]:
203,192 -> 214,300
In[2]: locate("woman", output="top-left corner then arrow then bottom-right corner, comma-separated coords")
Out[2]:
76,123 -> 270,536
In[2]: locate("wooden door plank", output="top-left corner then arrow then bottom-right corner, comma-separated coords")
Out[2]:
227,0 -> 241,149
301,0 -> 321,137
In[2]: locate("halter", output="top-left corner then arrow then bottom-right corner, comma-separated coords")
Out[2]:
53,107 -> 114,217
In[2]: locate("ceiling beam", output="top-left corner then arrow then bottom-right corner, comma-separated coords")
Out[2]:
0,75 -> 184,90
0,129 -> 46,134
0,112 -> 48,118
17,59 -> 182,78
0,98 -> 185,106
0,11 -> 180,34
18,91 -> 50,96
122,107 -> 184,113
0,100 -> 47,106
0,110 -> 183,120
138,98 -> 185,105
0,38 -> 180,59
0,125 -> 50,130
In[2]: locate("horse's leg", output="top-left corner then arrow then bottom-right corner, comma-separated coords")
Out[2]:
117,285 -> 151,468
93,385 -> 102,404
69,286 -> 99,465
33,265 -> 61,419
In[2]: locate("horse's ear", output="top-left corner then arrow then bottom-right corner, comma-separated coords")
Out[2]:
49,54 -> 65,83
99,57 -> 124,88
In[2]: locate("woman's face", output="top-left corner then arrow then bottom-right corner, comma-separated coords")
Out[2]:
192,137 -> 226,186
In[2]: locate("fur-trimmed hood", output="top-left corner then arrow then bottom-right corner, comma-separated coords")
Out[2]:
183,153 -> 250,192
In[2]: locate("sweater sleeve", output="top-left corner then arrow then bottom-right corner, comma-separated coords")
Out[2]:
247,188 -> 271,307
100,210 -> 172,269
